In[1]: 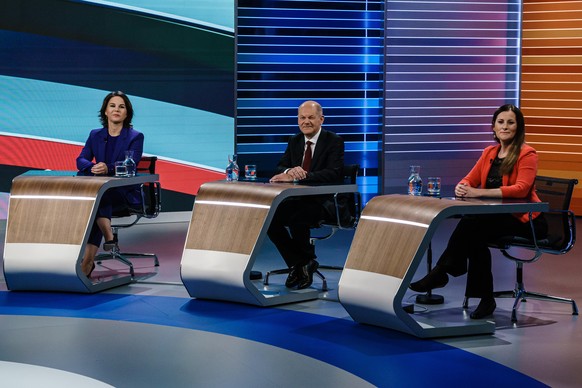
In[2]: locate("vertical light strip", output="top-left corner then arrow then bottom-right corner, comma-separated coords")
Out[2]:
383,0 -> 521,195
236,0 -> 385,202
520,0 -> 582,213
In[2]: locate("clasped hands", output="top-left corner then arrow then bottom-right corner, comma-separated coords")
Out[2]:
455,183 -> 473,198
91,162 -> 109,175
270,166 -> 307,182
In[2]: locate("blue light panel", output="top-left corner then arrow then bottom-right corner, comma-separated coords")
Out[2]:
236,0 -> 385,201
383,0 -> 521,195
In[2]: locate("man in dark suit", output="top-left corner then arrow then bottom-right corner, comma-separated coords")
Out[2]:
268,100 -> 345,289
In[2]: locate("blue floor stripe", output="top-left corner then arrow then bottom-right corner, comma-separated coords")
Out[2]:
0,291 -> 547,387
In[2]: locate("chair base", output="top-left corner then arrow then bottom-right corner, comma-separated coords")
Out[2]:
463,287 -> 578,323
96,249 -> 159,278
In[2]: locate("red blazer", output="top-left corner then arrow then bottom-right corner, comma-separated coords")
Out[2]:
459,144 -> 541,223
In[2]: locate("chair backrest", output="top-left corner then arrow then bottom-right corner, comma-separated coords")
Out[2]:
137,156 -> 157,174
342,164 -> 360,221
534,175 -> 578,252
137,156 -> 161,217
342,164 -> 359,185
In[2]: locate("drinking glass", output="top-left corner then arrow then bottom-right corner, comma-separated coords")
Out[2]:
245,164 -> 257,180
427,177 -> 441,196
115,161 -> 127,177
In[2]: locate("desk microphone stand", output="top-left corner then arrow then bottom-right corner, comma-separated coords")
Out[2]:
415,242 -> 444,305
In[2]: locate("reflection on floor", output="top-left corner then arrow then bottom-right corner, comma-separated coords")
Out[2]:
0,215 -> 580,387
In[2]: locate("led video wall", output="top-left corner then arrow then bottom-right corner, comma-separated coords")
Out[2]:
383,0 -> 521,195
236,0 -> 385,202
0,0 -> 236,213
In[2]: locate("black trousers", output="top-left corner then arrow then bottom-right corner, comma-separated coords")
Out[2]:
437,213 -> 548,298
87,188 -> 136,247
267,197 -> 327,268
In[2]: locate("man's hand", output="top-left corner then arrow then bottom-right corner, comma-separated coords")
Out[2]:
285,166 -> 308,181
270,172 -> 294,182
270,167 -> 308,182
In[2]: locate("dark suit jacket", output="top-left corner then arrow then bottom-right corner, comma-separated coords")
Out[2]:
276,129 -> 348,222
76,127 -> 144,205
276,129 -> 344,184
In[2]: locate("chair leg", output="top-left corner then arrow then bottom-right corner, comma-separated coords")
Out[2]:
118,252 -> 159,267
519,290 -> 579,316
95,251 -> 135,277
318,265 -> 343,271
264,268 -> 290,286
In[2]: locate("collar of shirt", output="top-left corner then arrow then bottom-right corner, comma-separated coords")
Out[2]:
304,129 -> 321,151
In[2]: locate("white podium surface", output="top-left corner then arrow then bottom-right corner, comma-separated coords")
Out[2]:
180,180 -> 357,306
338,194 -> 548,338
3,170 -> 159,293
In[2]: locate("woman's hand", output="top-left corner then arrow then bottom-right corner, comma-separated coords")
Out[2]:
455,183 -> 502,198
455,183 -> 470,198
91,162 -> 108,175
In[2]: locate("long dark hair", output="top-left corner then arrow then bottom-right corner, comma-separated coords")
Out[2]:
98,91 -> 134,128
491,104 -> 525,175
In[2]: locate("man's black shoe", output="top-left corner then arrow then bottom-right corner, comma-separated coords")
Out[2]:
296,260 -> 319,290
285,265 -> 303,288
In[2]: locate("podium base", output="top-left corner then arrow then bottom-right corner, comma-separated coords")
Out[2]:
416,293 -> 444,305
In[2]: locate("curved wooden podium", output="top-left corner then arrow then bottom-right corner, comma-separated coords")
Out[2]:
3,170 -> 159,293
180,180 -> 358,306
338,194 -> 548,338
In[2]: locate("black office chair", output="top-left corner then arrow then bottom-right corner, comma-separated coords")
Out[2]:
96,156 -> 162,276
464,176 -> 578,322
264,164 -> 362,291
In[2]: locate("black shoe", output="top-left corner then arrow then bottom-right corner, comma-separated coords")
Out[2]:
103,238 -> 118,251
296,260 -> 319,290
470,297 -> 496,319
409,267 -> 449,293
285,266 -> 303,288
85,262 -> 95,278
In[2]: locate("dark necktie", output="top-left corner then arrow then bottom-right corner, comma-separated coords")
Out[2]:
302,140 -> 312,172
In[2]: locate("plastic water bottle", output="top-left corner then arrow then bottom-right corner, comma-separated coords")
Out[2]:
408,165 -> 422,196
124,150 -> 136,177
226,154 -> 239,181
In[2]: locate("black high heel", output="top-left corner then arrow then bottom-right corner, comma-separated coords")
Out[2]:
470,297 -> 496,319
88,262 -> 96,278
409,266 -> 449,293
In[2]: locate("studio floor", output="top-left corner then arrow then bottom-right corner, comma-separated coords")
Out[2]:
0,214 -> 581,387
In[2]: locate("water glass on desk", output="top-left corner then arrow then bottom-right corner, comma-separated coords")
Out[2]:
115,161 -> 127,177
427,177 -> 441,196
245,164 -> 257,180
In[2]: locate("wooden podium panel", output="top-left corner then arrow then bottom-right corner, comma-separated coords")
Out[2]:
3,171 -> 159,293
338,194 -> 549,338
181,180 -> 358,306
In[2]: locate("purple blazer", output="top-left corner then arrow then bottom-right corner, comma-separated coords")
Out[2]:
76,127 -> 145,205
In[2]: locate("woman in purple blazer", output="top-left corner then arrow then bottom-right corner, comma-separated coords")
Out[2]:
76,91 -> 144,277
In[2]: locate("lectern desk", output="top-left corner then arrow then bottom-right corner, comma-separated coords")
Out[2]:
338,194 -> 548,338
180,180 -> 358,306
3,170 -> 159,293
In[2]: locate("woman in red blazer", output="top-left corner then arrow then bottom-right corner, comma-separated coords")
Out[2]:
410,104 -> 548,319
